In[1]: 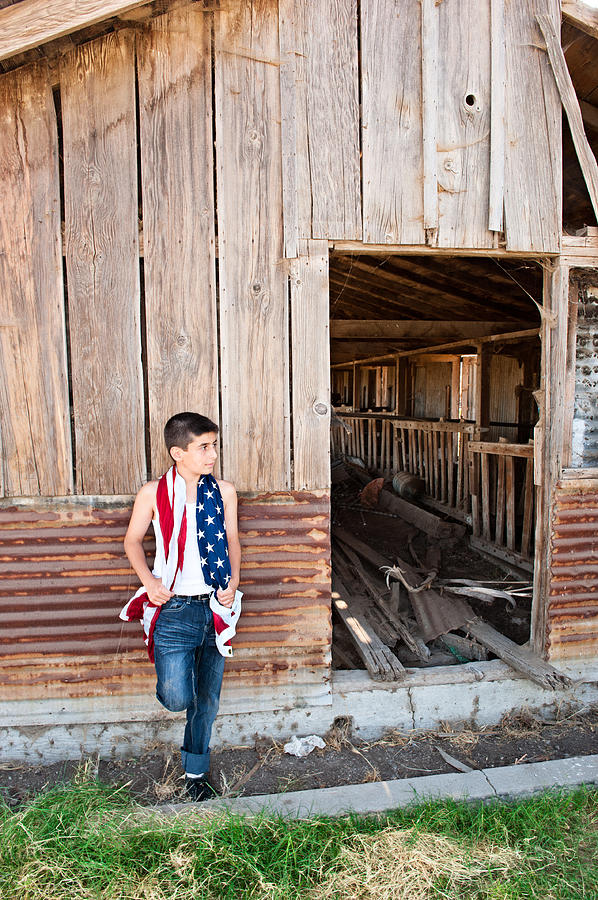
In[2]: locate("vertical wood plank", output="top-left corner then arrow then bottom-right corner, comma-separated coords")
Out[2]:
0,62 -> 72,496
437,0 -> 493,248
368,419 -> 375,469
504,0 -> 561,252
61,31 -> 144,494
294,0 -> 361,239
215,0 -> 290,491
425,429 -> 432,492
361,0 -> 425,244
440,430 -> 447,503
447,432 -> 455,507
489,0 -> 506,232
278,0 -> 298,258
432,430 -> 439,498
463,436 -> 471,509
290,240 -> 330,489
421,0 -> 439,238
505,455 -> 515,550
137,6 -> 218,478
495,452 -> 506,544
481,452 -> 491,539
470,451 -> 480,536
457,434 -> 466,508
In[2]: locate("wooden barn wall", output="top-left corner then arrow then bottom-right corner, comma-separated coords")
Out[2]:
0,0 -> 562,500
0,492 -> 331,703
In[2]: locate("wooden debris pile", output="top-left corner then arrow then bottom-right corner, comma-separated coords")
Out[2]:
331,466 -> 571,692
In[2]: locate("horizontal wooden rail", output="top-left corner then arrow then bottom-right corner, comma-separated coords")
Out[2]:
468,441 -> 534,458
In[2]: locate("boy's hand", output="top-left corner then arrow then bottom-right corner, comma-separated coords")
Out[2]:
145,576 -> 174,606
216,584 -> 236,608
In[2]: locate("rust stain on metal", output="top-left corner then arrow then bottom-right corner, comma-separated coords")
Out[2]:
548,481 -> 598,658
0,491 -> 331,699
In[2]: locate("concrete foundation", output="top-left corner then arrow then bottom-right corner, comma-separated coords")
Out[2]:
2,659 -> 598,764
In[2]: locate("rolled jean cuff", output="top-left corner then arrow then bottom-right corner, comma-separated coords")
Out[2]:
181,747 -> 210,776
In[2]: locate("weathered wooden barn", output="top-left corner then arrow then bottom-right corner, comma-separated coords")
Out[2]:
2,0 -> 598,761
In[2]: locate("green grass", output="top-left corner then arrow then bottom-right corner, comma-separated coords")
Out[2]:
1,773 -> 597,899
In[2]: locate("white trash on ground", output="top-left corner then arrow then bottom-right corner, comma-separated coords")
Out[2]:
283,734 -> 326,758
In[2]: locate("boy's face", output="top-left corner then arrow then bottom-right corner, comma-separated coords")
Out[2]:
171,431 -> 218,476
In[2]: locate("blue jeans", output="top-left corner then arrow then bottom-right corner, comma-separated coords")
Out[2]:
153,594 -> 225,776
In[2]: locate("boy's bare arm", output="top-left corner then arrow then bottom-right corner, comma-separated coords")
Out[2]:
124,482 -> 173,606
217,480 -> 241,608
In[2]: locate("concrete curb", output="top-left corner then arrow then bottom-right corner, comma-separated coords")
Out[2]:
152,753 -> 598,820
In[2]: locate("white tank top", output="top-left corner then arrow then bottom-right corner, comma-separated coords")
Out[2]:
172,503 -> 212,595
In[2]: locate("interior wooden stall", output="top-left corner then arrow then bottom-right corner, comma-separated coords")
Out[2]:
330,254 -> 542,578
1,0 -> 598,759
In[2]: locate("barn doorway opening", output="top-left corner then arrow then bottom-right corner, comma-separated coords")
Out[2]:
328,251 -> 544,677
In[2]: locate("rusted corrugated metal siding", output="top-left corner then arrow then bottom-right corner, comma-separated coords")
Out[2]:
0,492 -> 331,700
548,481 -> 598,659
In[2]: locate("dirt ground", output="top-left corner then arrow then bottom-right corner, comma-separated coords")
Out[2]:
2,708 -> 598,808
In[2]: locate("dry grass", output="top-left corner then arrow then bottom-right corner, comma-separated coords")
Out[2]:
310,825 -> 519,900
152,755 -> 181,802
324,716 -> 354,751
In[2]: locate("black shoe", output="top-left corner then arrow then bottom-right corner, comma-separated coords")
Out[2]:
185,777 -> 217,802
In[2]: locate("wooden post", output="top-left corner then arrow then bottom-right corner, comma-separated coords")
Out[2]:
290,240 -> 330,490
531,263 -> 569,656
474,343 -> 491,431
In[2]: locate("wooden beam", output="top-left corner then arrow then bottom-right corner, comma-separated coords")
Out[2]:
537,13 -> 598,223
330,326 -> 540,369
332,576 -> 406,682
466,619 -> 571,690
395,327 -> 540,360
562,0 -> 598,40
468,441 -> 534,458
330,241 -> 555,259
0,0 -> 150,62
331,320 -> 517,340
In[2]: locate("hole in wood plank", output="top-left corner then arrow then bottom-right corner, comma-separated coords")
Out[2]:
465,94 -> 476,107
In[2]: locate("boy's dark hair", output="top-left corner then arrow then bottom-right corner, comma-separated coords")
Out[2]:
164,412 -> 219,457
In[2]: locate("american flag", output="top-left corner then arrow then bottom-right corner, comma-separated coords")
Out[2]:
120,466 -> 241,661
194,474 -> 232,591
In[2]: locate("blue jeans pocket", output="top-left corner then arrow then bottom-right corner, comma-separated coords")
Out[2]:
161,597 -> 187,612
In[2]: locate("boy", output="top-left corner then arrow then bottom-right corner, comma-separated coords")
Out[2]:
121,412 -> 241,801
